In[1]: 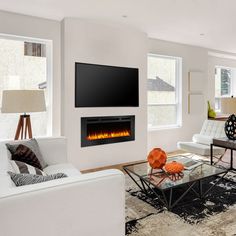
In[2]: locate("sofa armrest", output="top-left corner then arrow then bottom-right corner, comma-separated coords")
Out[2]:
0,169 -> 125,236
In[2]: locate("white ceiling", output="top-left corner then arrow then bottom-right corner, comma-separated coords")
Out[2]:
1,0 -> 236,53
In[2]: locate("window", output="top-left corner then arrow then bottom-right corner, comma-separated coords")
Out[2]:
147,54 -> 182,129
0,35 -> 52,139
215,66 -> 236,111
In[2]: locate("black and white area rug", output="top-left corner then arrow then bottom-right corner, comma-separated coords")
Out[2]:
125,167 -> 236,236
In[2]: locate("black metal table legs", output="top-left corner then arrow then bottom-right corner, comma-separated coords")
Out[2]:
231,149 -> 233,170
210,144 -> 213,165
210,143 -> 236,171
124,169 -> 227,211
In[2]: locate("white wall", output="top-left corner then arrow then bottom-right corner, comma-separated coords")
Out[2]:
61,18 -> 148,170
3,10 -> 236,169
148,39 -> 208,152
0,10 -> 61,136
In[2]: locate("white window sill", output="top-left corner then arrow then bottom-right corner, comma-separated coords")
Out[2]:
148,124 -> 182,132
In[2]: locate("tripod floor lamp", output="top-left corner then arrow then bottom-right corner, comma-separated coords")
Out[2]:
1,90 -> 46,140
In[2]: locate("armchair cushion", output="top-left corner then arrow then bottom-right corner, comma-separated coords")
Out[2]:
192,134 -> 213,146
177,141 -> 225,156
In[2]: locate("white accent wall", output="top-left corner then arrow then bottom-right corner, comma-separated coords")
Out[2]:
61,18 -> 148,170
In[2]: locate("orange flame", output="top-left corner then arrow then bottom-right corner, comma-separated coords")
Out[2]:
87,130 -> 130,140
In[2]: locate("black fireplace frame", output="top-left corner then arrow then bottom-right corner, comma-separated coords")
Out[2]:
81,115 -> 135,147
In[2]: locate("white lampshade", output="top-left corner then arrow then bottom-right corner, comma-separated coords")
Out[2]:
221,97 -> 236,114
1,90 -> 46,113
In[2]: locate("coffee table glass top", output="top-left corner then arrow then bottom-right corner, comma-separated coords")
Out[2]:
123,155 -> 227,190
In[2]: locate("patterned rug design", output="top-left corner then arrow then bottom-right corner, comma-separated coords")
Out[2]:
125,170 -> 236,236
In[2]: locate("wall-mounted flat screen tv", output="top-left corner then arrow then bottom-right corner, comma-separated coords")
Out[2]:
75,62 -> 139,107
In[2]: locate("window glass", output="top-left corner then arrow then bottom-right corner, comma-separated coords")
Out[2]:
148,55 -> 182,129
215,66 -> 235,111
0,37 -> 51,139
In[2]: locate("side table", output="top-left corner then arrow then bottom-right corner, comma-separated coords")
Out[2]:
211,137 -> 236,171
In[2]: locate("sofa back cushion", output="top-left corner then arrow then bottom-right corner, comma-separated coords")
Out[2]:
36,137 -> 68,165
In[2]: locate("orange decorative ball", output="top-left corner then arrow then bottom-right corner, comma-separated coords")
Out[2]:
147,148 -> 167,169
164,161 -> 184,174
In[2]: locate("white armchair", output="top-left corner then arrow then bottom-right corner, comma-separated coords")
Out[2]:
177,120 -> 226,156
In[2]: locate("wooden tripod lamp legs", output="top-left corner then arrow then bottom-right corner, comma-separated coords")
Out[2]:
15,114 -> 33,140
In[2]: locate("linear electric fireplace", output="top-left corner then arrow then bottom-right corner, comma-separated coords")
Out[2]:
81,115 -> 135,147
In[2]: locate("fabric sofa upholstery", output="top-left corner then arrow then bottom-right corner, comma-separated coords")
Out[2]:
0,137 -> 125,236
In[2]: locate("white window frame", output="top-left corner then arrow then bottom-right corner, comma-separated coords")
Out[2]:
0,33 -> 53,136
215,65 -> 236,112
147,53 -> 182,131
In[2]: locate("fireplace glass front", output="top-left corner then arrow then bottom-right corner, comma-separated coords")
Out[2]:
81,116 -> 135,147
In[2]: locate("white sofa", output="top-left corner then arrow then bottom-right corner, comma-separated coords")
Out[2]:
177,120 -> 226,156
0,137 -> 125,236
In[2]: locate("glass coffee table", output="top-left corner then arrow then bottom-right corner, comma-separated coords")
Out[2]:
123,155 -> 228,211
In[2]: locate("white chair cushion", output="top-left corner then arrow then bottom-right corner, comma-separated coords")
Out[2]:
43,163 -> 81,177
177,141 -> 225,156
192,134 -> 213,146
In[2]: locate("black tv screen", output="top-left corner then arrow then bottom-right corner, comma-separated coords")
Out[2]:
75,62 -> 139,107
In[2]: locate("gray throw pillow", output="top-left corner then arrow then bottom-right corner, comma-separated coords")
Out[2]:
8,171 -> 67,187
6,139 -> 47,169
